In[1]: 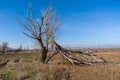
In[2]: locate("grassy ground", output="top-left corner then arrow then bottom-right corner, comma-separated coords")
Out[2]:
0,48 -> 120,80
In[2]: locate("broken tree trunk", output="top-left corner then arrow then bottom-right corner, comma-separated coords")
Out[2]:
46,40 -> 119,65
45,51 -> 58,64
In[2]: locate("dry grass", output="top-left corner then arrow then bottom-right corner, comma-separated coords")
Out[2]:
0,48 -> 120,80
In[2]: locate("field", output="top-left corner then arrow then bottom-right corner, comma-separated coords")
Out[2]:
0,48 -> 120,80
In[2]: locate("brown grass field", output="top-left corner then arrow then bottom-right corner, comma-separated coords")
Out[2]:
0,48 -> 120,80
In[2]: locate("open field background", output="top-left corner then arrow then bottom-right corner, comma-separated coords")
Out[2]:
0,48 -> 120,80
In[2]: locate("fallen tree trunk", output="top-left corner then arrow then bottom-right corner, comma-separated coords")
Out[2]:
46,40 -> 120,65
45,51 -> 58,64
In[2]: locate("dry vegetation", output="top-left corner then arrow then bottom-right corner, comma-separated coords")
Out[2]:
0,48 -> 120,80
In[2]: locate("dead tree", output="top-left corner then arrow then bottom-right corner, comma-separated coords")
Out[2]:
45,39 -> 111,65
17,4 -> 61,63
18,2 -> 119,65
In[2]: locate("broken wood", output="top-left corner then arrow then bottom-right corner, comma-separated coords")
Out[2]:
46,40 -> 120,65
45,51 -> 58,64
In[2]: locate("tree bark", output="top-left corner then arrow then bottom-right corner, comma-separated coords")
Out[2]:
41,47 -> 48,63
38,39 -> 48,63
45,51 -> 58,63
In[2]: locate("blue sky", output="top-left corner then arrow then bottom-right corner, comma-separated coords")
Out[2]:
0,0 -> 120,48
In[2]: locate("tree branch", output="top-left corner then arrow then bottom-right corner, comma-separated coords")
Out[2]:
23,32 -> 37,39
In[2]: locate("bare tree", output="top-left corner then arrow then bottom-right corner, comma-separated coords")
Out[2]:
1,42 -> 8,54
17,4 -> 60,63
17,2 -> 118,65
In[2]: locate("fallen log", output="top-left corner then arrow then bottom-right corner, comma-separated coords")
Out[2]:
46,40 -> 120,65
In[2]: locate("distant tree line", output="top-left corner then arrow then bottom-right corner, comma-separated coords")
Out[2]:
0,42 -> 8,54
0,42 -> 23,54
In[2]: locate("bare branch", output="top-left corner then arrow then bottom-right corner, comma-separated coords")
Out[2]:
23,32 -> 36,39
18,3 -> 61,63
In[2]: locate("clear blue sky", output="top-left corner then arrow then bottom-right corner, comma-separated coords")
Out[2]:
0,0 -> 120,48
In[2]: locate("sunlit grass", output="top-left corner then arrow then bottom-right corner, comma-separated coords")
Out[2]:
0,48 -> 120,80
